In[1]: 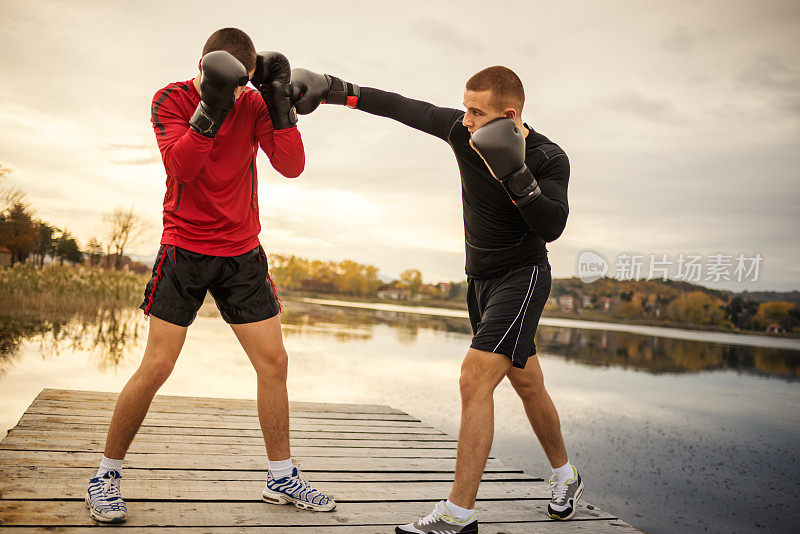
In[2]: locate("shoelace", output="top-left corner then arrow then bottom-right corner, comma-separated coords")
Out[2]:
292,465 -> 330,503
418,502 -> 446,525
550,476 -> 568,502
100,473 -> 122,501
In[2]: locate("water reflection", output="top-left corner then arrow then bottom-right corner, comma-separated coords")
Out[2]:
280,300 -> 473,344
0,308 -> 146,374
280,300 -> 800,379
2,299 -> 798,379
536,326 -> 800,378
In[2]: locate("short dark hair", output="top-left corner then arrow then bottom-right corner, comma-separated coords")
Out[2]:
202,28 -> 257,73
466,66 -> 525,112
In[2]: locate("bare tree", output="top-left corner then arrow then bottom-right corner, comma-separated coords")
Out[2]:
0,163 -> 27,214
103,206 -> 150,269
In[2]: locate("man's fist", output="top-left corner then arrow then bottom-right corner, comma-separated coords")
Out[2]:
289,68 -> 360,115
190,51 -> 248,138
252,51 -> 297,130
470,117 -> 541,206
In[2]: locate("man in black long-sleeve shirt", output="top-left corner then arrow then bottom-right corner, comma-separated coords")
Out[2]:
290,66 -> 581,532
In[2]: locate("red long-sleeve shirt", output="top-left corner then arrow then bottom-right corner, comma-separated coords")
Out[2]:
150,79 -> 304,256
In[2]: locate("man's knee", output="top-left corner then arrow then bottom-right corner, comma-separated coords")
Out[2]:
459,352 -> 508,402
254,348 -> 288,378
139,355 -> 177,386
508,368 -> 546,400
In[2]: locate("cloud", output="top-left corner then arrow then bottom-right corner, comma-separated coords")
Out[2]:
662,25 -> 696,54
598,92 -> 686,124
99,142 -> 162,166
410,17 -> 482,54
737,55 -> 800,115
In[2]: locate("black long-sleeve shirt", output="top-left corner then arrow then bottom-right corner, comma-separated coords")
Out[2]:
356,87 -> 570,279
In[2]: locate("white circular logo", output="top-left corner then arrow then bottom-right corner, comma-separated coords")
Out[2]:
577,250 -> 608,283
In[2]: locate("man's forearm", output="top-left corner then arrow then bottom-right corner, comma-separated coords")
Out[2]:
160,129 -> 214,184
515,195 -> 568,242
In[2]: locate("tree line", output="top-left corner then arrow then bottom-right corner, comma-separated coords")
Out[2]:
0,164 -> 148,269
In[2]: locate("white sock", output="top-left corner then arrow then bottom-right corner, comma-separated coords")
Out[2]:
96,455 -> 124,478
552,460 -> 574,481
444,499 -> 475,522
268,458 -> 294,479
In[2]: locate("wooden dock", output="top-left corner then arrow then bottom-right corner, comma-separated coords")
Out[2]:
0,389 -> 639,532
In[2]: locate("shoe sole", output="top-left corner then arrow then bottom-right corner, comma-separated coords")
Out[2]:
262,491 -> 337,512
85,495 -> 127,523
548,481 -> 584,521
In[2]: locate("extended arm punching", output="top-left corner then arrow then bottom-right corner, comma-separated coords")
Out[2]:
289,69 -> 462,141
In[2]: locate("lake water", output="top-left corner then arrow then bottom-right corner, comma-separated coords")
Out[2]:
1,298 -> 799,533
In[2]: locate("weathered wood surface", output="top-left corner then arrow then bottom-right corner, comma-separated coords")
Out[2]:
0,388 -> 641,533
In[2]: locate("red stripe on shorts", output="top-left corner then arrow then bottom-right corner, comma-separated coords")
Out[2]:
144,246 -> 170,316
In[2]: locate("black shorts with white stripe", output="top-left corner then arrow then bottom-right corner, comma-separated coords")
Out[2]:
467,263 -> 552,368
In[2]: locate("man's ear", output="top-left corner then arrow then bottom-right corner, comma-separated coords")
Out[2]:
504,107 -> 517,120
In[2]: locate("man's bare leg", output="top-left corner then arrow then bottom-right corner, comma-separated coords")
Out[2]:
229,314 -> 290,461
507,355 -> 568,468
103,316 -> 188,459
448,348 -> 513,509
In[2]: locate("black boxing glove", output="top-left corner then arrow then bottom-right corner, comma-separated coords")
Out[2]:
469,117 -> 541,206
189,51 -> 248,138
289,68 -> 360,115
252,51 -> 297,130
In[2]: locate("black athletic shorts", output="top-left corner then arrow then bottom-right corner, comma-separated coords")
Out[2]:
138,244 -> 281,327
467,263 -> 551,368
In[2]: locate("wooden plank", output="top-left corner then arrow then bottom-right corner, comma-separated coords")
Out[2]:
12,415 -> 444,435
6,426 -> 456,442
0,500 -> 617,527
0,466 -> 538,482
0,521 -> 643,534
14,412 -> 434,430
0,478 -> 552,500
0,442 -> 458,458
0,450 -> 518,472
25,402 -> 420,422
37,388 -> 402,414
0,437 -> 456,458
30,398 -> 413,420
1,431 -> 457,450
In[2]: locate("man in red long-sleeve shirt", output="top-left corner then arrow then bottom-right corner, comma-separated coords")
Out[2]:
84,28 -> 335,524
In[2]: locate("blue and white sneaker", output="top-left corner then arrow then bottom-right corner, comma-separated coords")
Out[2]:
85,470 -> 127,523
262,465 -> 336,512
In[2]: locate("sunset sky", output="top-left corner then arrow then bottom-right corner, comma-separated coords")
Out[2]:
1,0 -> 798,290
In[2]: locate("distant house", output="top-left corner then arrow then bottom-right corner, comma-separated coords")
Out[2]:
766,323 -> 782,333
436,282 -> 451,298
558,295 -> 575,311
0,246 -> 11,267
377,287 -> 413,301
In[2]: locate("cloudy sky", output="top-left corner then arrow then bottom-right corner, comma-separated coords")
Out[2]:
1,0 -> 798,290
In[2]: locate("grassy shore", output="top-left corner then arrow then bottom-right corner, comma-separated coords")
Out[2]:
0,264 -> 148,316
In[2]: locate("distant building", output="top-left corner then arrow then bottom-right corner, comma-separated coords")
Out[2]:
0,246 -> 11,268
766,323 -> 782,333
558,295 -> 575,311
377,288 -> 413,301
436,282 -> 451,297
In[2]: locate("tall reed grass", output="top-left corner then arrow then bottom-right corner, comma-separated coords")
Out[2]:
0,264 -> 148,316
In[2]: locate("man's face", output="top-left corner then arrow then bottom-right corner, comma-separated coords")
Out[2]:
462,89 -> 505,134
